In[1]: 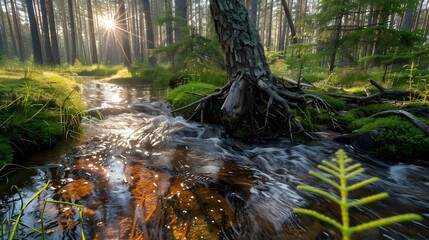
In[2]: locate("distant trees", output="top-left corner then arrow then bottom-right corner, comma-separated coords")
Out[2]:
0,0 -> 426,69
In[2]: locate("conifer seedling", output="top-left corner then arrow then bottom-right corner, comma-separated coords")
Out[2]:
294,149 -> 423,240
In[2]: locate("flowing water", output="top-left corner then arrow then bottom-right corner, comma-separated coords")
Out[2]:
1,80 -> 428,240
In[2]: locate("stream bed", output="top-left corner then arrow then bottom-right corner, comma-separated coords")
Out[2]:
1,80 -> 428,239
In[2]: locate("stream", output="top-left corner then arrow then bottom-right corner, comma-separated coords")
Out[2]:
1,80 -> 428,239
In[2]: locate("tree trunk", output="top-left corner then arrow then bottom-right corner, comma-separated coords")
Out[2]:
174,0 -> 187,42
280,0 -> 297,44
25,0 -> 43,64
142,0 -> 156,65
210,0 -> 271,127
46,0 -> 60,64
10,0 -> 25,60
3,0 -> 17,56
249,0 -> 257,27
87,0 -> 98,64
40,0 -> 53,64
68,0 -> 77,64
60,0 -> 70,63
0,1 -> 8,54
117,0 -> 132,66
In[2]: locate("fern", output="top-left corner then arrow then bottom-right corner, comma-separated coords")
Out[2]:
294,149 -> 423,240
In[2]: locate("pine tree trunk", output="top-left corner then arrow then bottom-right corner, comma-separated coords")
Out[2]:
0,1 -> 8,54
174,0 -> 187,42
10,0 -> 25,60
210,0 -> 271,125
40,0 -> 53,64
3,0 -> 17,56
68,0 -> 77,64
118,0 -> 132,66
60,0 -> 70,63
87,0 -> 98,64
26,0 -> 43,64
46,0 -> 60,64
142,0 -> 156,65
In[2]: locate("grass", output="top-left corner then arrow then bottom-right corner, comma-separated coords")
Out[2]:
1,180 -> 86,240
64,62 -> 125,77
0,69 -> 85,166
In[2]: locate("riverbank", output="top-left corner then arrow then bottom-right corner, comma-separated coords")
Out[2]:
0,69 -> 85,166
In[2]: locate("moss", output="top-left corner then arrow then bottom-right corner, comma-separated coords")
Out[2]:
0,69 -> 85,166
167,82 -> 220,119
351,116 -> 429,160
335,102 -> 429,160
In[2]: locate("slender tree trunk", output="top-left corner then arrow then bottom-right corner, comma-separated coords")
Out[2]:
328,14 -> 343,73
174,0 -> 187,42
280,0 -> 297,44
266,0 -> 273,50
118,0 -> 132,66
87,0 -> 98,64
10,0 -> 25,60
68,0 -> 77,64
60,0 -> 70,63
25,0 -> 43,64
0,1 -> 8,54
40,0 -> 53,63
249,0 -> 257,27
141,0 -> 155,65
46,0 -> 60,64
3,0 -> 17,55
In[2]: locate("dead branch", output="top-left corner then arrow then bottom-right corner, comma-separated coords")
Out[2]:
370,110 -> 429,136
326,79 -> 415,103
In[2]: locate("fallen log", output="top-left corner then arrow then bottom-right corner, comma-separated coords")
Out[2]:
326,79 -> 416,103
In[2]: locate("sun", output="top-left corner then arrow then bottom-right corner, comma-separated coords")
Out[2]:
101,16 -> 116,30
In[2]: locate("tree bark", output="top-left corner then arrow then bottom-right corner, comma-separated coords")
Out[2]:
142,0 -> 156,65
68,0 -> 77,64
209,0 -> 316,139
25,0 -> 43,64
87,0 -> 98,64
40,0 -> 53,64
174,0 -> 187,42
117,0 -> 132,66
60,0 -> 70,63
10,0 -> 25,61
46,0 -> 60,64
3,0 -> 17,56
280,0 -> 297,45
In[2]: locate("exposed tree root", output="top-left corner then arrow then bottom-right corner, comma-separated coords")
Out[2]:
173,79 -> 336,141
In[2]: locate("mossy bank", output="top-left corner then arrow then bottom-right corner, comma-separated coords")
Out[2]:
0,69 -> 85,166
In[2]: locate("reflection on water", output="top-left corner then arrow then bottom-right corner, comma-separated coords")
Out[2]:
1,81 -> 428,239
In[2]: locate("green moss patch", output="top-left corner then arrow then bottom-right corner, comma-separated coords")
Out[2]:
0,69 -> 85,165
167,82 -> 220,119
337,103 -> 429,160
